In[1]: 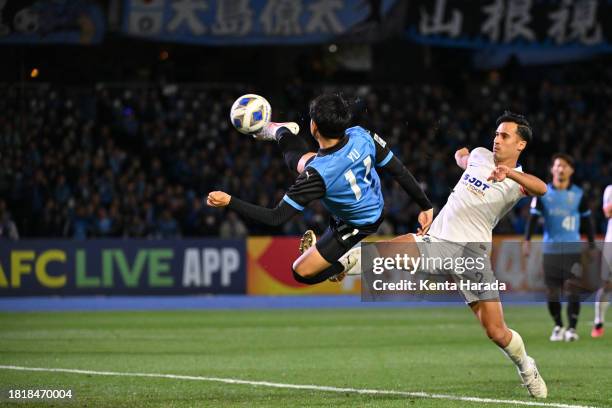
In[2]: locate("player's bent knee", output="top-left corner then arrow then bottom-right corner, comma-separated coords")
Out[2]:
292,267 -> 317,285
485,325 -> 508,344
292,261 -> 318,279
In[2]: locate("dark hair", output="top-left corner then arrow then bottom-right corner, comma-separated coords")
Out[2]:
495,110 -> 532,144
551,153 -> 575,169
309,93 -> 352,139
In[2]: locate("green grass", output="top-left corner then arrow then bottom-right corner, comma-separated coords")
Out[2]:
0,306 -> 610,407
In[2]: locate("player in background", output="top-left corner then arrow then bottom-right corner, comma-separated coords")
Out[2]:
523,154 -> 595,342
207,93 -> 433,284
592,184 -> 612,337
346,112 -> 549,398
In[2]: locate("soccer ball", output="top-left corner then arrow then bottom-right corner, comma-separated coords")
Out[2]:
230,94 -> 271,134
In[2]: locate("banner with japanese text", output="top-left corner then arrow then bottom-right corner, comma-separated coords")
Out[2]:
0,0 -> 105,44
122,0 -> 400,44
406,0 -> 612,52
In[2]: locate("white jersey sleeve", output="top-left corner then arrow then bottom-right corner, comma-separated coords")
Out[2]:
604,185 -> 612,207
604,185 -> 612,242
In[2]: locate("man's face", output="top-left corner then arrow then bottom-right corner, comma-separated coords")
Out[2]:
551,158 -> 574,182
493,122 -> 526,162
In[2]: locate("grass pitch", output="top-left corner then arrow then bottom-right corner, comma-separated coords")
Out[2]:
0,305 -> 610,407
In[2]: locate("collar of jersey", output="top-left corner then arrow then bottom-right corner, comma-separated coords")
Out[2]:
317,136 -> 349,157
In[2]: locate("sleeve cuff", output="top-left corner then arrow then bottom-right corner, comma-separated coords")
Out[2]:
529,209 -> 542,216
282,194 -> 305,211
377,151 -> 394,167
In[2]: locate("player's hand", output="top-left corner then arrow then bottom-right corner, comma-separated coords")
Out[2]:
416,208 -> 434,236
206,191 -> 231,207
522,241 -> 530,257
455,147 -> 470,157
487,165 -> 512,182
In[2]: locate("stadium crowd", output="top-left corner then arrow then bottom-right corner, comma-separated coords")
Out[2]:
1,78 -> 611,239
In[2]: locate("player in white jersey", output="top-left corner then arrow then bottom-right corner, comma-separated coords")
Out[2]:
343,111 -> 549,398
592,184 -> 612,338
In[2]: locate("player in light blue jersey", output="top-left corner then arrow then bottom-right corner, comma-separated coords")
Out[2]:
524,153 -> 595,342
207,93 -> 433,284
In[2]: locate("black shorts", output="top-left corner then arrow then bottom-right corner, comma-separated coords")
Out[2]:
543,253 -> 582,288
316,214 -> 383,263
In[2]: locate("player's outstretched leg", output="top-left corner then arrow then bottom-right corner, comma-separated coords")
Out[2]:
254,122 -> 299,141
470,300 -> 547,398
592,287 -> 609,338
254,123 -> 316,173
292,230 -> 358,285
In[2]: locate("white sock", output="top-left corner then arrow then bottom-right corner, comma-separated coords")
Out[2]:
594,287 -> 609,325
501,329 -> 530,372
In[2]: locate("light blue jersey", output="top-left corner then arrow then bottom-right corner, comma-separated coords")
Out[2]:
531,183 -> 591,254
285,126 -> 392,226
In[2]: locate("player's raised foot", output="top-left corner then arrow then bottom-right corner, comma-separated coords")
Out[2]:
253,122 -> 299,141
519,356 -> 547,399
549,325 -> 565,342
564,328 -> 579,342
329,246 -> 362,282
591,323 -> 604,338
299,230 -> 316,254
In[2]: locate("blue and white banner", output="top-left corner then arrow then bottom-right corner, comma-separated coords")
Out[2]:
406,0 -> 612,52
0,0 -> 105,44
122,0 -> 398,44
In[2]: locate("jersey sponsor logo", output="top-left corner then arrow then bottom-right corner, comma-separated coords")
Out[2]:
461,173 -> 491,198
462,173 -> 491,190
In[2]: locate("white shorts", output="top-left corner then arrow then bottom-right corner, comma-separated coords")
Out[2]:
411,234 -> 498,303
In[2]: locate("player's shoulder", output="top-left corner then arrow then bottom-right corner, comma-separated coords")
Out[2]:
468,147 -> 494,164
345,126 -> 372,142
570,184 -> 583,194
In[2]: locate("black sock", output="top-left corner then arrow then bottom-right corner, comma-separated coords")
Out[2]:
548,301 -> 563,327
567,300 -> 581,330
292,262 -> 344,285
276,128 -> 309,172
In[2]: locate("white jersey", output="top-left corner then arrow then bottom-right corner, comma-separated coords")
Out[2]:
428,147 -> 526,243
604,185 -> 612,242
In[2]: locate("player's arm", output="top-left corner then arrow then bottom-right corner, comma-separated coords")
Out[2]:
369,131 -> 432,210
368,130 -> 433,233
524,197 -> 542,242
454,147 -> 470,170
522,196 -> 542,256
488,166 -> 547,196
604,202 -> 612,219
206,168 -> 325,226
579,193 -> 596,247
604,186 -> 612,218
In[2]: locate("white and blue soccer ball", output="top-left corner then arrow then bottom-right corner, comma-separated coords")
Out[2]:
230,94 -> 271,134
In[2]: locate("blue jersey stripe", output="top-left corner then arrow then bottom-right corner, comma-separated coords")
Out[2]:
283,195 -> 304,211
377,151 -> 394,167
